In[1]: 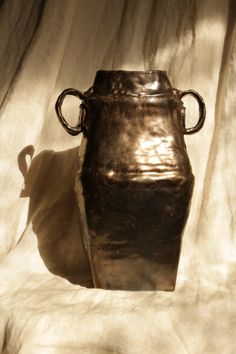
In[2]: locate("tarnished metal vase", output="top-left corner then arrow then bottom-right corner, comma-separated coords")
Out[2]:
55,70 -> 206,291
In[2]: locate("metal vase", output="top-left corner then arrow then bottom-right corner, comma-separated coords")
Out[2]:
55,70 -> 206,291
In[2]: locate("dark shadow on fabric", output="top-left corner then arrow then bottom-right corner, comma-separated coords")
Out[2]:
18,144 -> 93,288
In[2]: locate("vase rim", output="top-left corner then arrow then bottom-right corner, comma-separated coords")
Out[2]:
96,69 -> 167,74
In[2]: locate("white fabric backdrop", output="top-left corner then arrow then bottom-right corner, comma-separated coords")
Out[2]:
0,0 -> 235,352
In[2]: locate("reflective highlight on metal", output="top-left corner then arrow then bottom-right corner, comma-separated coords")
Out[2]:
55,70 -> 206,291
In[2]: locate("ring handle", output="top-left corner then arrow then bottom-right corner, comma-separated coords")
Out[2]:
55,88 -> 85,136
180,89 -> 206,135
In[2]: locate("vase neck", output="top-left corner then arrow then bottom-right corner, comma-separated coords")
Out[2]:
89,70 -> 174,97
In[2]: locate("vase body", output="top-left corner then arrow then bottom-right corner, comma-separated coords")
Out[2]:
56,70 -> 205,291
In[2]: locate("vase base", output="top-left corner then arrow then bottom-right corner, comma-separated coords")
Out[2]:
91,256 -> 178,291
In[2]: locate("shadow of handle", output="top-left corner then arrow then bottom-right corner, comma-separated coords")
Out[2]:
18,145 -> 35,197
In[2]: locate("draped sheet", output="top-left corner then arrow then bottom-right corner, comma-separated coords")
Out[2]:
0,0 -> 235,352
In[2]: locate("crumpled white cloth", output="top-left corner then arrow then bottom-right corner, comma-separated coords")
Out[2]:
0,0 -> 236,352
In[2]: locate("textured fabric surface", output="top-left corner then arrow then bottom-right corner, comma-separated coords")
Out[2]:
0,0 -> 235,352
